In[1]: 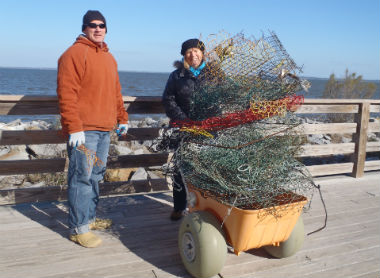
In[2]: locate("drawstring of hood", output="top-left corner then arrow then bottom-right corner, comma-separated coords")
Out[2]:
75,35 -> 109,53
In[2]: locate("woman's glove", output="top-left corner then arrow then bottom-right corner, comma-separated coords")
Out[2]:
116,124 -> 129,136
69,131 -> 85,147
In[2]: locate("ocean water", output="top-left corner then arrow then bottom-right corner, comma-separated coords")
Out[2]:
0,67 -> 170,122
0,67 -> 379,123
1,67 -> 379,98
0,67 -> 169,97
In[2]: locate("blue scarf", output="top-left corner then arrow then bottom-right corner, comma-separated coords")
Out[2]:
189,61 -> 206,77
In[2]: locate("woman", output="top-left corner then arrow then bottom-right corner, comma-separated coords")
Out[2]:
162,38 -> 207,220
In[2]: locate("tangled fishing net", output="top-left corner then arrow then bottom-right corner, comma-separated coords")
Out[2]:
153,31 -> 315,214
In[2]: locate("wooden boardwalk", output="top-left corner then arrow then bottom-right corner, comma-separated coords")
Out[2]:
1,172 -> 379,278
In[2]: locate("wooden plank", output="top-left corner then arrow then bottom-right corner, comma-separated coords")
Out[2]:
352,102 -> 370,177
0,124 -> 376,146
252,246 -> 380,278
1,96 -> 378,115
299,123 -> 357,135
0,179 -> 169,205
0,229 -> 179,275
295,104 -> 358,114
364,160 -> 380,171
125,102 -> 165,114
0,128 -> 163,145
0,130 -> 66,145
301,256 -> 380,278
0,95 -> 162,103
107,153 -> 169,168
0,123 -> 374,147
256,122 -> 375,135
303,99 -> 380,104
0,102 -> 165,115
0,95 -> 164,115
0,158 -> 66,175
0,95 -> 58,102
299,143 -> 355,157
366,141 -> 380,152
0,153 -> 169,175
119,127 -> 162,142
0,146 -> 375,177
370,104 -> 380,113
299,140 -> 376,160
225,238 -> 379,278
0,102 -> 60,115
123,96 -> 162,102
0,95 -> 377,105
0,102 -> 163,115
369,122 -> 380,132
306,162 -> 353,176
100,179 -> 170,196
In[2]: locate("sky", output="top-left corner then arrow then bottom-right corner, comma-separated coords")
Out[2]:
0,0 -> 379,80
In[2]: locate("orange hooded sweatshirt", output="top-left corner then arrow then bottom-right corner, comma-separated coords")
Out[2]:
57,36 -> 128,135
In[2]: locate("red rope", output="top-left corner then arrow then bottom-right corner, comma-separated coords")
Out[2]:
172,95 -> 304,131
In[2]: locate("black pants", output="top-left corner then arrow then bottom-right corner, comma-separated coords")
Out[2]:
164,128 -> 187,211
173,172 -> 187,211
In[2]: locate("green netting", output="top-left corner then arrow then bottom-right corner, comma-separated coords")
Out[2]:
178,116 -> 313,211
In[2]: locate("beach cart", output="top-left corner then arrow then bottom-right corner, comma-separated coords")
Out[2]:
178,185 -> 308,278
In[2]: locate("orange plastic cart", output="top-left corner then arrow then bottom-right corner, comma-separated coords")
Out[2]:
178,185 -> 308,278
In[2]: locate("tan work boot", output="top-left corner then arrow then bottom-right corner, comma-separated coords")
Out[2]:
89,218 -> 112,230
69,232 -> 102,248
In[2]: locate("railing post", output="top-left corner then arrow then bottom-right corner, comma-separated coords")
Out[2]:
352,102 -> 370,178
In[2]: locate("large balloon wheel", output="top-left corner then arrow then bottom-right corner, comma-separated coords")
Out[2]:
178,211 -> 227,278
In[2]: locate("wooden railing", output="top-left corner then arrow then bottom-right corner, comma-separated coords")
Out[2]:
0,95 -> 379,205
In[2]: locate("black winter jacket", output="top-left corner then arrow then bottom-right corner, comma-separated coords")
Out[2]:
162,61 -> 207,123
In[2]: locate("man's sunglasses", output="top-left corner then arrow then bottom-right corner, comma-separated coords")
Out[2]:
86,23 -> 106,29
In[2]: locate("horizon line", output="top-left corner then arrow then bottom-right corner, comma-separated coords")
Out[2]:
0,66 -> 379,82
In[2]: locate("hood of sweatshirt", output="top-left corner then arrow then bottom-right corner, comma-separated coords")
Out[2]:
74,35 -> 109,52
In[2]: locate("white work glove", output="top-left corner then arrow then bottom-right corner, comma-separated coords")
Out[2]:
116,124 -> 129,137
69,131 -> 85,147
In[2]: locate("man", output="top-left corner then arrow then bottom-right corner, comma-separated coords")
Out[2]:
162,39 -> 207,220
57,10 -> 128,248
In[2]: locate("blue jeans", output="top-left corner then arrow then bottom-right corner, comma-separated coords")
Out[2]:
67,131 -> 110,235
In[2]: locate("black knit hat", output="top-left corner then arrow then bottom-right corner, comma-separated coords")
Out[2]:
181,39 -> 205,55
82,10 -> 107,32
